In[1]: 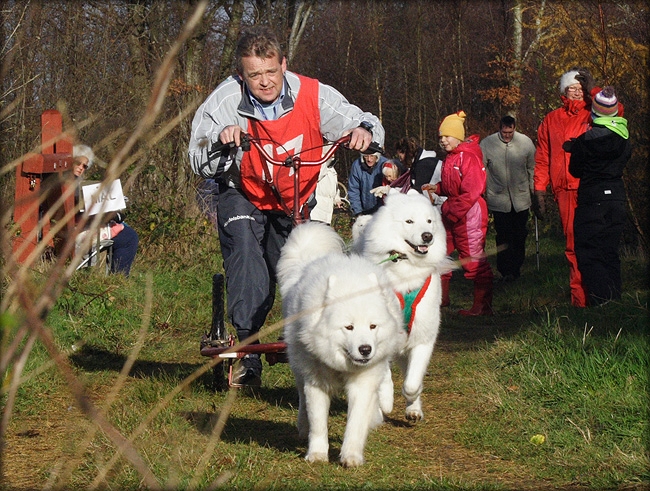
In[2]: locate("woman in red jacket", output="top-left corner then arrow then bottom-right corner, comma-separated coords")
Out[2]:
435,111 -> 494,316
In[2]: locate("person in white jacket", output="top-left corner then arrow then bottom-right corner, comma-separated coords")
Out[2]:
480,116 -> 536,281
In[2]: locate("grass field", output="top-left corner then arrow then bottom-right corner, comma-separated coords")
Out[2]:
1,218 -> 648,491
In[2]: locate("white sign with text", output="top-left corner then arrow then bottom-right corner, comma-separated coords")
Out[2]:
82,180 -> 126,215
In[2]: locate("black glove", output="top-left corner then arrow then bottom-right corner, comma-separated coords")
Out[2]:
532,191 -> 546,220
562,138 -> 576,153
113,211 -> 124,223
575,68 -> 595,97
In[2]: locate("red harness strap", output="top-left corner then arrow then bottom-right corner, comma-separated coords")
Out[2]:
395,275 -> 432,335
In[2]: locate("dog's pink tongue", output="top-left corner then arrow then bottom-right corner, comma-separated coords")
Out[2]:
418,245 -> 429,253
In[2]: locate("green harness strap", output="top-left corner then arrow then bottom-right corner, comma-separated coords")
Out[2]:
395,276 -> 432,334
377,251 -> 432,333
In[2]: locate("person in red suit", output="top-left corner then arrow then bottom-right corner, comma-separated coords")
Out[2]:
532,68 -> 620,307
436,111 -> 494,316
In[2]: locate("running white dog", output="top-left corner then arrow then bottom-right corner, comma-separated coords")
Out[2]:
277,221 -> 406,467
354,191 -> 452,421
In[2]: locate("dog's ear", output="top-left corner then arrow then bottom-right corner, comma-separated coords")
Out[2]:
367,272 -> 380,288
326,275 -> 340,301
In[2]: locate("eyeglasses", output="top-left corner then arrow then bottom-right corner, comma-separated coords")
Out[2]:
566,86 -> 583,93
74,161 -> 89,170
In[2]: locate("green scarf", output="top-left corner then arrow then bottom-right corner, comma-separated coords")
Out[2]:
592,116 -> 629,139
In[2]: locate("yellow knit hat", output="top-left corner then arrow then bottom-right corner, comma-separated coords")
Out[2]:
439,110 -> 466,141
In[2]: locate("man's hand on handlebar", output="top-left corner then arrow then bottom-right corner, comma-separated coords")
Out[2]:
210,126 -> 383,161
346,126 -> 374,152
218,125 -> 245,147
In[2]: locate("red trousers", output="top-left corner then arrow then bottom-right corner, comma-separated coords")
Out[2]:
442,200 -> 493,283
555,189 -> 588,307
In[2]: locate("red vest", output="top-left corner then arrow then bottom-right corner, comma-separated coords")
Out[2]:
240,75 -> 323,213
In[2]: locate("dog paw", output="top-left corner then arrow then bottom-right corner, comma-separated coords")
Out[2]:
405,409 -> 424,421
340,452 -> 364,467
305,451 -> 328,463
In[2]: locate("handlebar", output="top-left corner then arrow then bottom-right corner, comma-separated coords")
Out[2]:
207,133 -> 384,226
209,133 -> 384,167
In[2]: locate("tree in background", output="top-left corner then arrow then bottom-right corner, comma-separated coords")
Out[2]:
1,0 -> 647,254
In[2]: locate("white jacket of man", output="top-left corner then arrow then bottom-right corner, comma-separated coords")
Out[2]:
480,131 -> 536,213
187,70 -> 384,188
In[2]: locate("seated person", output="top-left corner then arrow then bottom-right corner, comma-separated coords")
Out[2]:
73,144 -> 139,276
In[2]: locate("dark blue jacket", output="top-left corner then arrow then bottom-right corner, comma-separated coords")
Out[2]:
348,155 -> 388,215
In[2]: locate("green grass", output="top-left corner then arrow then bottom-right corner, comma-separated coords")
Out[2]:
455,320 -> 648,486
2,220 -> 648,490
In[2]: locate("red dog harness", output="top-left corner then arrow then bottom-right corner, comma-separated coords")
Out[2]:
395,276 -> 432,334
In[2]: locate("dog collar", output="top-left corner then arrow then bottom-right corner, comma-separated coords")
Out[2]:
379,251 -> 408,264
395,276 -> 432,334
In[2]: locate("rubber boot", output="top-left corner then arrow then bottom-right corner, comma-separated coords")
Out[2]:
441,277 -> 450,307
458,279 -> 493,316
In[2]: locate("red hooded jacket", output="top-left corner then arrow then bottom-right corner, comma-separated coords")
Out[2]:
533,88 -> 614,194
440,135 -> 486,224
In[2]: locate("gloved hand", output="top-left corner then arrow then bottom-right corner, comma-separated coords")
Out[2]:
370,185 -> 390,198
562,138 -> 576,153
532,191 -> 546,220
422,183 -> 444,205
576,68 -> 595,96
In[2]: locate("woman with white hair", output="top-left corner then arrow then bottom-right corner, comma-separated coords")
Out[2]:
347,150 -> 388,216
72,144 -> 139,276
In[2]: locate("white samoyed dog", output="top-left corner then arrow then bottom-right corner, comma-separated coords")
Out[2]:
277,221 -> 406,467
353,191 -> 453,421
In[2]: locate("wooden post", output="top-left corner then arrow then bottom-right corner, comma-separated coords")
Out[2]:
12,110 -> 75,264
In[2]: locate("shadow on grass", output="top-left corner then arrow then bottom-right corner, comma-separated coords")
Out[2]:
68,345 -> 326,411
69,344 -> 203,380
182,412 -> 301,452
438,308 -> 533,351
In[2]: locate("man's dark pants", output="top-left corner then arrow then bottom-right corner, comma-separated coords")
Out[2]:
216,186 -> 292,347
493,208 -> 529,278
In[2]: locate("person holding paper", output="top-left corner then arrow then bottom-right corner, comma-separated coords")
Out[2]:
73,145 -> 139,276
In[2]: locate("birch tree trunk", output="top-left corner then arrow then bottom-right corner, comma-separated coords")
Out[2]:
511,0 -> 523,119
287,0 -> 315,64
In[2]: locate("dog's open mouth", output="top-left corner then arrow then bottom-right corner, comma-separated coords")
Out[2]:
405,240 -> 429,255
346,351 -> 372,365
352,358 -> 371,365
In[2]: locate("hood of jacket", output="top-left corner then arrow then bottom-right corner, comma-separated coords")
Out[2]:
592,116 -> 629,139
449,134 -> 482,159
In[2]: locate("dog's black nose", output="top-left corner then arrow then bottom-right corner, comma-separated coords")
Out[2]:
358,344 -> 372,357
422,232 -> 433,243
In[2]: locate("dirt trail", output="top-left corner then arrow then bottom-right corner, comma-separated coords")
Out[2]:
404,327 -> 548,490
